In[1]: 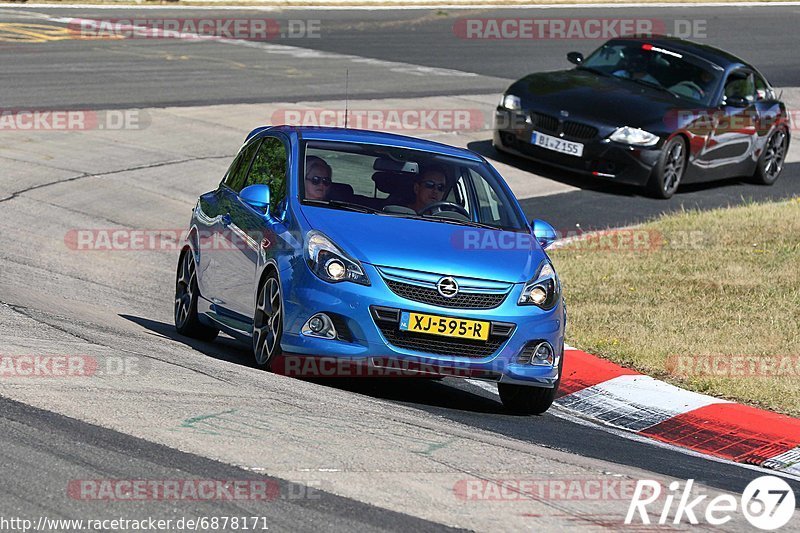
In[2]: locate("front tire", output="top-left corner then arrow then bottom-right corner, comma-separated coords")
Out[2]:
647,136 -> 687,199
252,272 -> 283,370
174,249 -> 219,342
498,383 -> 558,415
752,128 -> 788,185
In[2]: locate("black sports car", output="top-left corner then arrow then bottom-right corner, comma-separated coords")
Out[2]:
494,36 -> 790,198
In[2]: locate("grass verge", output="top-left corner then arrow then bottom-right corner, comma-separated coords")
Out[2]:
550,197 -> 800,416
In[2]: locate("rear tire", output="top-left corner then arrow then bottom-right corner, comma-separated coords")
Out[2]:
174,249 -> 219,342
647,136 -> 687,199
752,128 -> 788,185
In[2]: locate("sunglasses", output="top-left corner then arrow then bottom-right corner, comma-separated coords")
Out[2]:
421,180 -> 446,192
306,175 -> 331,186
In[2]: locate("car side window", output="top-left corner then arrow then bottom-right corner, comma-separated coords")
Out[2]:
723,70 -> 755,104
445,176 -> 471,214
245,136 -> 288,214
224,141 -> 260,193
467,169 -> 507,227
754,74 -> 770,101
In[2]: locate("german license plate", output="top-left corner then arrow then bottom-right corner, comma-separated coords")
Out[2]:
399,312 -> 490,341
531,130 -> 584,157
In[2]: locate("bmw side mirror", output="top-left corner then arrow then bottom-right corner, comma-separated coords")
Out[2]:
567,52 -> 584,65
240,184 -> 271,215
531,219 -> 558,249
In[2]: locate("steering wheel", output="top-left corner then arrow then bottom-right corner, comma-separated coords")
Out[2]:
419,201 -> 469,218
671,80 -> 705,98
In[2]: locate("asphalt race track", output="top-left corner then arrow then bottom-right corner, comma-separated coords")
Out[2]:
1,4 -> 799,531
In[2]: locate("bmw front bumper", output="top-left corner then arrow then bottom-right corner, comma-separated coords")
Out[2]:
494,108 -> 662,186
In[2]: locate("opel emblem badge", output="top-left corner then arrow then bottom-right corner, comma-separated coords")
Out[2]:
437,277 -> 459,298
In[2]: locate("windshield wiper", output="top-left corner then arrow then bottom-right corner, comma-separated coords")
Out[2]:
418,214 -> 502,231
577,66 -> 610,78
624,77 -> 680,99
302,199 -> 380,214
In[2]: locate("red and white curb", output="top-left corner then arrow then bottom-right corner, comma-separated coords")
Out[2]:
474,347 -> 800,476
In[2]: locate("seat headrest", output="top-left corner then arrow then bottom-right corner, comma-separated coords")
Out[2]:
372,172 -> 411,195
328,182 -> 354,201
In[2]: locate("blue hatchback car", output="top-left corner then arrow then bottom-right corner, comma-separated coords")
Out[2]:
175,126 -> 566,414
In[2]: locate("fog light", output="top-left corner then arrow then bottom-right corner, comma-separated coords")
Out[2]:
302,313 -> 337,339
325,258 -> 346,280
308,316 -> 325,333
531,342 -> 555,366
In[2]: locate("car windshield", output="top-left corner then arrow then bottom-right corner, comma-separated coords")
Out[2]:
581,41 -> 722,105
300,140 -> 527,232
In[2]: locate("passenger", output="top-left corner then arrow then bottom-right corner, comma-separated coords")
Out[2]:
408,166 -> 447,214
613,53 -> 659,85
304,155 -> 333,201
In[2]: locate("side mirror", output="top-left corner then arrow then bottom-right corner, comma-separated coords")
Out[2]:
567,52 -> 584,65
240,184 -> 271,215
531,219 -> 558,249
722,95 -> 751,108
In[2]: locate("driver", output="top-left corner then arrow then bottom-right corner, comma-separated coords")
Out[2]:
408,166 -> 447,214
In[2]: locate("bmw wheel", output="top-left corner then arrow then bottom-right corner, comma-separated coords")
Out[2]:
647,136 -> 687,199
253,272 -> 283,369
174,249 -> 219,341
753,128 -> 788,185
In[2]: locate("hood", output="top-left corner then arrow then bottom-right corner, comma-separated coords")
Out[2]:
509,69 -> 688,131
300,206 -> 544,284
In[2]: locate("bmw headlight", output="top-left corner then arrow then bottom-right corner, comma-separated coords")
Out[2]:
500,94 -> 522,111
305,231 -> 370,286
609,126 -> 659,147
518,261 -> 560,309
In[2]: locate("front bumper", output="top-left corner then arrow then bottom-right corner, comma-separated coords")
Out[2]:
494,108 -> 662,186
278,262 -> 565,388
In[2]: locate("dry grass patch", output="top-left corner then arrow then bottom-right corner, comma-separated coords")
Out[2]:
550,198 -> 800,416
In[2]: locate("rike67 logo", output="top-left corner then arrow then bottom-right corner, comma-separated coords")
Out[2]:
626,476 -> 795,530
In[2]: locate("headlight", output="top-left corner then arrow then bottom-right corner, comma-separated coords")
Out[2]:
305,231 -> 370,286
518,261 -> 560,309
500,94 -> 522,110
609,126 -> 659,147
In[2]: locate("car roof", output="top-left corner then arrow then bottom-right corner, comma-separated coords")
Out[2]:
245,125 -> 484,162
610,36 -> 750,70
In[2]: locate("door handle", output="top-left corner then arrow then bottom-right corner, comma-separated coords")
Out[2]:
221,214 -> 232,226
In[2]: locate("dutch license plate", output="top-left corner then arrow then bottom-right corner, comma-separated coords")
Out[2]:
399,312 -> 490,341
531,130 -> 584,157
